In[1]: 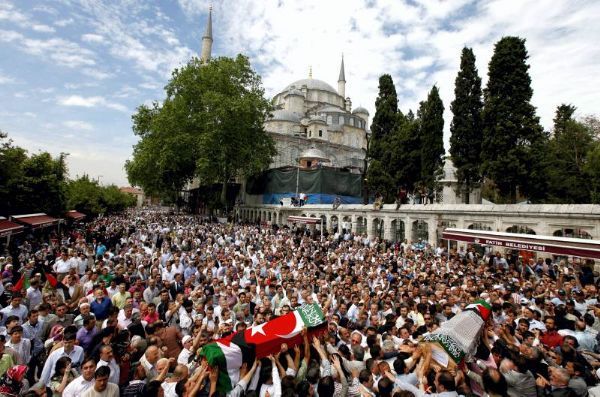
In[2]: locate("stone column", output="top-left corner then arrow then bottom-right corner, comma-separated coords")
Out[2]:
427,217 -> 438,247
366,216 -> 374,238
384,216 -> 394,241
351,215 -> 358,234
405,216 -> 413,242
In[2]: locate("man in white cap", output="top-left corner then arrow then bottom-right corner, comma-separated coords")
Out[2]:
177,335 -> 194,365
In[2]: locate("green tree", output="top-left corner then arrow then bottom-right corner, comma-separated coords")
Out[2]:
66,175 -> 104,215
585,139 -> 600,203
418,85 -> 445,189
101,185 -> 136,212
66,176 -> 136,215
553,104 -> 576,135
367,74 -> 399,201
126,55 -> 276,207
0,132 -> 27,214
18,152 -> 68,215
481,36 -> 545,203
544,105 -> 595,203
390,113 -> 421,191
449,47 -> 483,203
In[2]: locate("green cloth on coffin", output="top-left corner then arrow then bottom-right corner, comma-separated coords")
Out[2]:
423,300 -> 491,364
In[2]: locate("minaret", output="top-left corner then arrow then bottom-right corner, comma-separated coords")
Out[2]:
200,6 -> 213,63
337,54 -> 346,98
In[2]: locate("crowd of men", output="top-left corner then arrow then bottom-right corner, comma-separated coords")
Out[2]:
0,209 -> 599,397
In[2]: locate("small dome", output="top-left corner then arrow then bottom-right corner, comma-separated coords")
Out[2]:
282,79 -> 338,95
352,107 -> 369,115
269,110 -> 301,123
298,146 -> 329,162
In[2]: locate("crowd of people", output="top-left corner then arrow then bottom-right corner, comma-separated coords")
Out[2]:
0,208 -> 599,397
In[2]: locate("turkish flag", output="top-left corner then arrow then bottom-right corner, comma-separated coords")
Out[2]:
220,304 -> 327,361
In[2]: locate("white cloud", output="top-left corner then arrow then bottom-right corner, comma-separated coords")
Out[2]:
81,68 -> 113,80
33,5 -> 58,16
0,29 -> 96,68
81,33 -> 105,43
57,95 -> 128,113
75,1 -> 194,77
63,120 -> 94,131
0,2 -> 29,25
139,82 -> 161,90
32,24 -> 56,33
55,18 -> 75,27
0,71 -> 15,84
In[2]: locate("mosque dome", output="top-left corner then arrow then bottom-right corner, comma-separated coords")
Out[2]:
352,107 -> 369,115
283,79 -> 338,95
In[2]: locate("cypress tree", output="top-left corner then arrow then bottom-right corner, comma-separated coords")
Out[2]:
419,85 -> 445,189
481,36 -> 544,203
391,112 -> 421,191
367,74 -> 399,201
449,47 -> 483,203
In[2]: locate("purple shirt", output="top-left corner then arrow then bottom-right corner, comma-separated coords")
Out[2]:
76,326 -> 97,351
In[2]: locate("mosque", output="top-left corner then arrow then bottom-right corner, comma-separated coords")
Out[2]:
198,8 -> 368,174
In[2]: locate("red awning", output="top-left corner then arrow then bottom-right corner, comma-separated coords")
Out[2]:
443,228 -> 600,259
0,218 -> 24,238
11,213 -> 59,229
66,210 -> 86,220
288,216 -> 321,225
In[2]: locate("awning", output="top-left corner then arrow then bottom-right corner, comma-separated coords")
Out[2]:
0,217 -> 24,238
66,210 -> 86,221
11,213 -> 59,229
287,216 -> 321,225
443,228 -> 600,259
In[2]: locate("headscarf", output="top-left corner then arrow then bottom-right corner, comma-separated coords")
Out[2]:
0,365 -> 27,396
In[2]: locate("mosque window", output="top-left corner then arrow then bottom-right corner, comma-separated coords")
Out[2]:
319,130 -> 323,137
327,115 -> 333,124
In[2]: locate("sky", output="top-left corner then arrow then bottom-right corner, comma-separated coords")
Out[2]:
1,0 -> 599,186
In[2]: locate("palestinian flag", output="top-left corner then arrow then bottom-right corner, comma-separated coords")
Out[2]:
464,299 -> 492,321
12,274 -> 30,292
200,303 -> 326,393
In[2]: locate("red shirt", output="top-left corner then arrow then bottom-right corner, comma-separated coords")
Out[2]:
540,330 -> 563,348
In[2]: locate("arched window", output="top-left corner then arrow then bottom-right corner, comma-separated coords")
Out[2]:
506,225 -> 536,235
319,130 -> 323,137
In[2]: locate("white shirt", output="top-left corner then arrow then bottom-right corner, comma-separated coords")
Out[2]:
40,346 -> 85,385
62,375 -> 94,397
55,257 -> 75,273
177,348 -> 193,365
97,358 -> 120,385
